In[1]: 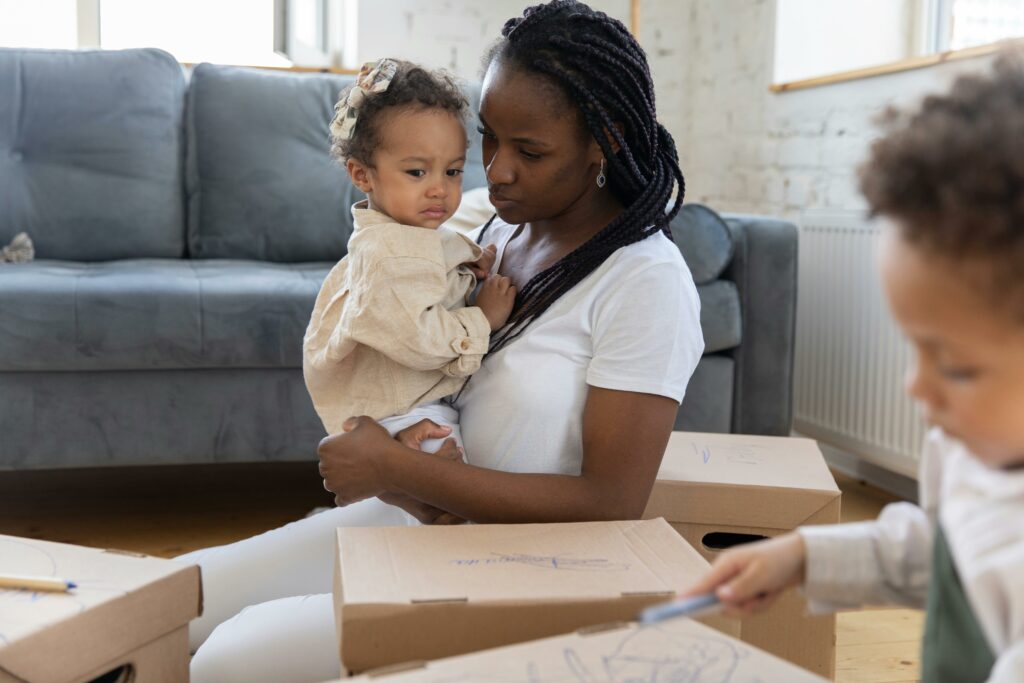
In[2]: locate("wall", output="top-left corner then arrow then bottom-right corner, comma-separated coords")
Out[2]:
348,0 -> 693,164
354,0 -> 631,80
664,0 -> 1001,484
669,0 -> 997,221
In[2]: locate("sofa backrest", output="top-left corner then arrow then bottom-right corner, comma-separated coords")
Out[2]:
0,48 -> 187,261
186,64 -> 487,263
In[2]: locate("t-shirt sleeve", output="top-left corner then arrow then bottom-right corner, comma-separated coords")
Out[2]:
586,259 -> 704,403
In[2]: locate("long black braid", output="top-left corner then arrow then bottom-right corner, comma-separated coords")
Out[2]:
478,0 -> 685,358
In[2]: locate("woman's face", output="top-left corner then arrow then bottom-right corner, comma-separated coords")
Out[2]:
477,58 -> 603,225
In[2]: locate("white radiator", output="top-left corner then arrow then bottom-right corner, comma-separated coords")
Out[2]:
793,210 -> 924,478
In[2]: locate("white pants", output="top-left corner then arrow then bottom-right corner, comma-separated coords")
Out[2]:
179,403 -> 460,683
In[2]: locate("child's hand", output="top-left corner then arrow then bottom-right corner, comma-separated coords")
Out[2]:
476,274 -> 516,331
463,244 -> 497,280
681,533 -> 807,617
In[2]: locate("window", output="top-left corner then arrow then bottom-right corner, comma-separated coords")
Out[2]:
949,0 -> 1024,50
774,0 -> 1024,88
0,0 -> 357,69
0,0 -> 78,50
100,0 -> 289,66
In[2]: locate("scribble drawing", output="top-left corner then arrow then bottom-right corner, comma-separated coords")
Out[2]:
0,538 -> 58,577
583,626 -> 745,682
427,626 -> 752,683
451,554 -> 630,572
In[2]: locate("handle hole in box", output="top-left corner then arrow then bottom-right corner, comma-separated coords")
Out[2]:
702,532 -> 769,551
89,664 -> 135,683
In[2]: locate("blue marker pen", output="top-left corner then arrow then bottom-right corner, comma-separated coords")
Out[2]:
638,593 -> 721,624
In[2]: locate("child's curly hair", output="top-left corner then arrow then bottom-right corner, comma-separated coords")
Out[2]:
330,60 -> 468,166
860,48 -> 1024,318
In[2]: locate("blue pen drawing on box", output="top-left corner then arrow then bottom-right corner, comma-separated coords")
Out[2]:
428,625 -> 755,682
451,553 -> 630,572
575,625 -> 746,682
692,442 -> 768,466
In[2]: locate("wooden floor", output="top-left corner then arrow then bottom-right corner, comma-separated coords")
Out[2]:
0,464 -> 922,682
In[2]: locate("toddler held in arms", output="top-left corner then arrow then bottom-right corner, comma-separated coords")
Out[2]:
304,58 -> 515,456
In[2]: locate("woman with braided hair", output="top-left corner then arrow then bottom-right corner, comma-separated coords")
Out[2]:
183,2 -> 703,680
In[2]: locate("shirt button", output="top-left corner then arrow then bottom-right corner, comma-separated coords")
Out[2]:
460,339 -> 470,351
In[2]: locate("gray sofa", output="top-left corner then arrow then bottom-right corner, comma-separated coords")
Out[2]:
0,48 -> 797,470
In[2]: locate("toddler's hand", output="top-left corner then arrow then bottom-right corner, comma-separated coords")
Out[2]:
476,274 -> 516,331
463,244 -> 497,280
681,532 -> 807,617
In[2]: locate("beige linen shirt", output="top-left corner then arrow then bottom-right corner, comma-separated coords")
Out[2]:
303,202 -> 490,433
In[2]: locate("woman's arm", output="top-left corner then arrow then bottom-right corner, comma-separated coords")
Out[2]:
318,385 -> 679,523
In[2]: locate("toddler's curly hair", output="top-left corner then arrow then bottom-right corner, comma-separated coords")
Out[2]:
860,48 -> 1024,318
330,60 -> 468,166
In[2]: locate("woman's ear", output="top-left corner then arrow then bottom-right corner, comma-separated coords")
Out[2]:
347,159 -> 374,193
604,122 -> 625,154
590,121 -> 625,162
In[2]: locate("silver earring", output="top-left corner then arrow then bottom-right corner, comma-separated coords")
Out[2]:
596,158 -> 607,188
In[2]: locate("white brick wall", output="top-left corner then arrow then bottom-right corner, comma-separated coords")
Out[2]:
660,0 -> 998,220
355,0 -> 631,80
351,0 -> 996,222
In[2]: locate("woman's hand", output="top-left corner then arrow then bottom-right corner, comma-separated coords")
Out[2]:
317,416 -> 399,506
681,533 -> 807,617
379,491 -> 467,525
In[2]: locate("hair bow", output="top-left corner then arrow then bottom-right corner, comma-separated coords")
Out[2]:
330,58 -> 399,143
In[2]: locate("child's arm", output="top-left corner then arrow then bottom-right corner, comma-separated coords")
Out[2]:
461,243 -> 497,281
341,255 -> 508,377
683,502 -> 933,615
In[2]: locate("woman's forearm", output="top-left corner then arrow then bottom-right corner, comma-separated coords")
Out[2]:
380,449 -> 643,523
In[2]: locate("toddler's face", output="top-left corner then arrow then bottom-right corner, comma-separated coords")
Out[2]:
881,227 -> 1024,468
349,108 -> 466,229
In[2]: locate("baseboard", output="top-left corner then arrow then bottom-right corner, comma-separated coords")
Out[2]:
793,431 -> 919,503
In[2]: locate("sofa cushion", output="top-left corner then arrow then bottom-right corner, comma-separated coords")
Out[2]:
0,48 -> 187,261
186,64 -> 488,263
677,354 -> 734,432
698,280 -> 742,353
0,260 -> 331,371
670,203 -> 734,285
186,64 -> 355,262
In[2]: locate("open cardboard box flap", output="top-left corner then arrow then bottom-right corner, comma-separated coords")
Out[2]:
335,617 -> 828,682
0,535 -> 201,682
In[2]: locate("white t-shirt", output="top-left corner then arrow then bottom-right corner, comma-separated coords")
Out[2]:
453,218 -> 704,476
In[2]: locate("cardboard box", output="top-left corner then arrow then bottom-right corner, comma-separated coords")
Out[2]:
333,518 -> 739,674
328,616 -> 828,682
642,431 -> 842,679
0,534 -> 202,683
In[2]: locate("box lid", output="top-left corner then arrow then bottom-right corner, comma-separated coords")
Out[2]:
647,432 -> 841,529
337,519 -> 704,605
0,535 -> 201,682
341,617 -> 828,682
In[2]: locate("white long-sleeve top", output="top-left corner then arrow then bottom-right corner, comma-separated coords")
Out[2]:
798,429 -> 1024,682
303,202 -> 490,433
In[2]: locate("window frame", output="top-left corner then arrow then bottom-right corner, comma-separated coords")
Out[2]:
771,0 -> 1020,94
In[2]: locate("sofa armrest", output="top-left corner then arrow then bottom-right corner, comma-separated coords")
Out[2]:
721,213 -> 798,435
